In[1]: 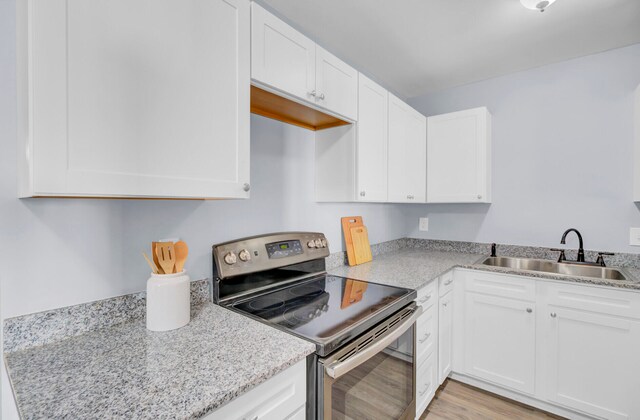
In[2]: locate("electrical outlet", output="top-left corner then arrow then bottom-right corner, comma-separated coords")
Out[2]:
630,228 -> 640,246
419,217 -> 429,232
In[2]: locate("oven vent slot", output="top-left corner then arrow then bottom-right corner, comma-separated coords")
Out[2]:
334,307 -> 415,364
374,326 -> 388,338
357,336 -> 374,350
338,348 -> 358,362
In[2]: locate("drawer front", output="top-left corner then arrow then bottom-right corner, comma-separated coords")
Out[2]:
416,280 -> 437,308
543,282 -> 640,320
416,350 -> 437,415
439,271 -> 454,297
464,270 -> 536,302
416,304 -> 437,362
204,360 -> 306,420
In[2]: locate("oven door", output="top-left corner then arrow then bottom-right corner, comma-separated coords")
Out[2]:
318,305 -> 420,420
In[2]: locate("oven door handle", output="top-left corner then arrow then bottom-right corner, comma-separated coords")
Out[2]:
325,307 -> 422,379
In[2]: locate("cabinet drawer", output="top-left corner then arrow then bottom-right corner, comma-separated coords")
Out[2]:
416,304 -> 436,362
203,360 -> 306,420
416,350 -> 437,413
416,280 -> 437,308
439,271 -> 454,297
464,270 -> 536,302
543,282 -> 640,320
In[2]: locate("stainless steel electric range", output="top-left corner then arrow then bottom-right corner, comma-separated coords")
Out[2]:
212,232 -> 420,420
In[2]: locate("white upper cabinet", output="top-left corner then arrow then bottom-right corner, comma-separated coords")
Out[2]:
251,4 -> 357,122
427,107 -> 491,203
356,75 -> 388,202
18,0 -> 250,199
388,94 -> 427,203
251,3 -> 316,104
315,47 -> 358,121
633,85 -> 640,201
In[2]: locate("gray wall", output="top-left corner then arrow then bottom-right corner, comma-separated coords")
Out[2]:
1,113 -> 410,319
406,43 -> 640,254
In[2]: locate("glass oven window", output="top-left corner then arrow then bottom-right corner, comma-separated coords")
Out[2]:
329,327 -> 414,420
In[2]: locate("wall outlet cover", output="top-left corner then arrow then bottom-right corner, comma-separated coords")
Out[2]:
419,217 -> 429,232
630,228 -> 640,246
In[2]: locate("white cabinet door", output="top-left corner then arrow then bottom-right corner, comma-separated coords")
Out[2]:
203,360 -> 306,420
251,2 -> 316,103
416,350 -> 437,417
20,0 -> 250,199
388,94 -> 426,203
540,306 -> 640,420
427,107 -> 491,203
315,47 -> 358,121
438,291 -> 453,384
463,292 -> 536,394
356,75 -> 388,202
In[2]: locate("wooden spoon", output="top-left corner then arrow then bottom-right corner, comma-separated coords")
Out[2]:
155,242 -> 176,275
174,241 -> 189,273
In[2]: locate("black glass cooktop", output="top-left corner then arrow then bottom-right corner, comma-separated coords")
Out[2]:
232,275 -> 415,355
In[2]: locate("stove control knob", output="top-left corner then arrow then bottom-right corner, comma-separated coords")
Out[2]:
315,309 -> 322,316
322,304 -> 329,312
308,313 -> 314,319
307,240 -> 316,248
321,238 -> 328,248
223,252 -> 237,265
314,238 -> 322,248
238,249 -> 251,262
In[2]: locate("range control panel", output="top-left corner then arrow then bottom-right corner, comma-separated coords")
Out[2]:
266,240 -> 303,259
213,232 -> 330,279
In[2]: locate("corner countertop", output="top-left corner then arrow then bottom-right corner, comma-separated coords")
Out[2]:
4,303 -> 315,420
328,248 -> 640,291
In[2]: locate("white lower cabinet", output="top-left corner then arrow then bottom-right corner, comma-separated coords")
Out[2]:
414,280 -> 438,419
455,269 -> 640,420
538,283 -> 640,420
416,350 -> 437,416
438,291 -> 453,385
203,359 -> 306,420
463,292 -> 536,394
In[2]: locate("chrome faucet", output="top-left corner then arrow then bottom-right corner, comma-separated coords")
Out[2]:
560,228 -> 585,262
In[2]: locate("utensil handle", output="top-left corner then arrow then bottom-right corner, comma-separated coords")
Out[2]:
143,252 -> 159,274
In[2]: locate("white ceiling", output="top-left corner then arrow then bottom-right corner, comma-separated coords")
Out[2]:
260,0 -> 640,98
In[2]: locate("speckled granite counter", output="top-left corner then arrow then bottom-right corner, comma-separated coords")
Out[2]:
328,247 -> 640,291
4,303 -> 315,420
328,249 -> 483,290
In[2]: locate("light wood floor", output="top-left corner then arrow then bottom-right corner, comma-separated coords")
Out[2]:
420,380 -> 565,420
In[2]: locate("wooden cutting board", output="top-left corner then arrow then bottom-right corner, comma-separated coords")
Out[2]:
350,225 -> 372,265
341,216 -> 363,266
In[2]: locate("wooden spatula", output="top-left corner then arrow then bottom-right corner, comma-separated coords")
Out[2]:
156,242 -> 176,275
152,242 -> 164,274
174,241 -> 189,273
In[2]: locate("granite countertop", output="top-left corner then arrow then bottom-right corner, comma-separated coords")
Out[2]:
329,249 -> 483,290
329,248 -> 640,291
4,303 -> 315,420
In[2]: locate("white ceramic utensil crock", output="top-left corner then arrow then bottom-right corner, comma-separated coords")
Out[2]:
146,270 -> 190,331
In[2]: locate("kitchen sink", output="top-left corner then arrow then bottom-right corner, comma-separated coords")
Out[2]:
481,256 -> 630,281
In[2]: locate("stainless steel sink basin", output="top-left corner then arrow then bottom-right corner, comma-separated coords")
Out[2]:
481,256 -> 629,281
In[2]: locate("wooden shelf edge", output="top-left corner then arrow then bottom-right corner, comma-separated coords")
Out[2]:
250,85 -> 351,131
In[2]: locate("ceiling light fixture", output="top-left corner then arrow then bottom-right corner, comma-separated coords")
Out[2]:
520,0 -> 557,12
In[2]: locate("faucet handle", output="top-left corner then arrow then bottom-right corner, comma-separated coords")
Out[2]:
596,252 -> 614,267
549,248 -> 566,263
